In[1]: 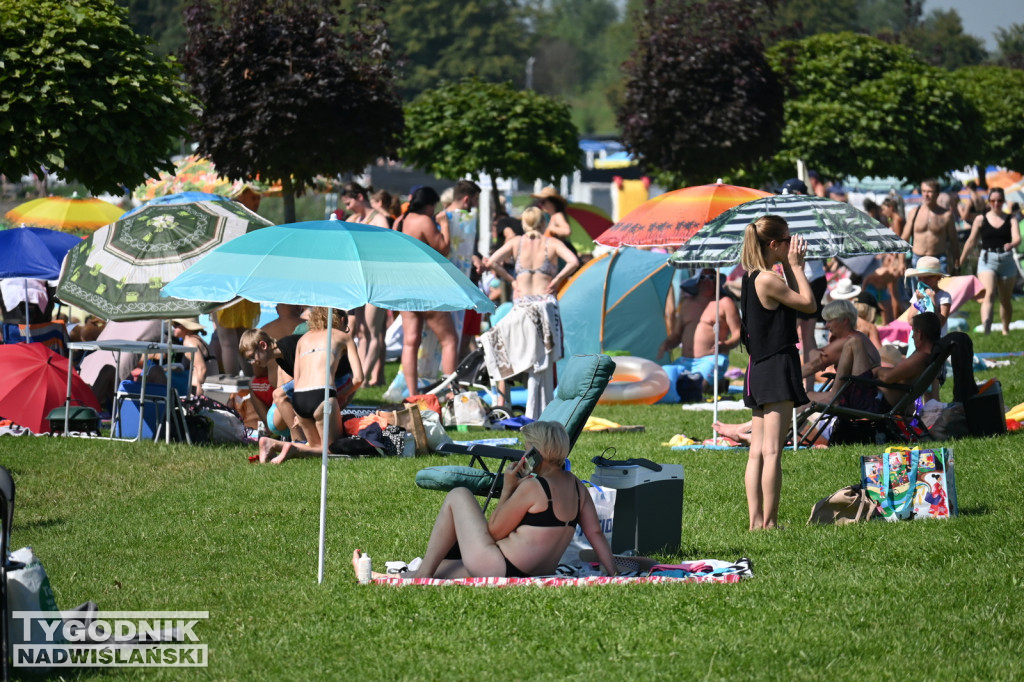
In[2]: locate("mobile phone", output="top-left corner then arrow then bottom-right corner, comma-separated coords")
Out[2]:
520,447 -> 543,477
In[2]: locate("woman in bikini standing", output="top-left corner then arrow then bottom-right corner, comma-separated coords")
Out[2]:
958,187 -> 1021,335
340,182 -> 392,386
739,215 -> 816,530
353,421 -> 616,579
483,207 -> 579,416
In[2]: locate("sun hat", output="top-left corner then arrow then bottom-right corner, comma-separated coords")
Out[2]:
531,185 -> 567,204
905,256 -> 949,279
830,278 -> 861,300
780,178 -> 807,195
171,317 -> 206,333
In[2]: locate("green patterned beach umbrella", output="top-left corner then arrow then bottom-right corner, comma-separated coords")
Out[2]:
57,201 -> 273,320
668,194 -> 909,269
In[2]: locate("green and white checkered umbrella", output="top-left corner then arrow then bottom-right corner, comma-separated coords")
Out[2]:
57,200 -> 273,320
668,194 -> 909,269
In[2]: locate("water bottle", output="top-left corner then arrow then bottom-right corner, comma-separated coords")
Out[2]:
357,552 -> 372,584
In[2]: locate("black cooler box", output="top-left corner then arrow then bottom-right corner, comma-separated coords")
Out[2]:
591,461 -> 684,555
965,380 -> 1005,437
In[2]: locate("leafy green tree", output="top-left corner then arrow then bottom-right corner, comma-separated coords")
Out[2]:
0,0 -> 193,194
950,66 -> 1024,172
764,0 -> 860,41
995,23 -> 1024,69
766,32 -> 983,180
379,0 -> 531,99
115,0 -> 188,56
182,0 -> 403,223
401,78 -> 579,198
618,0 -> 784,186
901,9 -> 987,69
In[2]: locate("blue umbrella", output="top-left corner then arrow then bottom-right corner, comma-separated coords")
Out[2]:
161,219 -> 495,584
0,227 -> 82,339
121,191 -> 231,218
0,227 -> 80,279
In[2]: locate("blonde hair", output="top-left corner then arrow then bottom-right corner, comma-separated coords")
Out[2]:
854,302 -> 874,322
307,307 -> 348,332
520,421 -> 570,465
521,206 -> 545,235
739,215 -> 789,272
239,328 -> 274,355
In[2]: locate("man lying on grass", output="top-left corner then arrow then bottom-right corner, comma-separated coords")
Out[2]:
353,421 -> 617,580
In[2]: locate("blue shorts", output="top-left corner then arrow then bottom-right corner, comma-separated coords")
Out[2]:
911,253 -> 948,273
977,250 -> 1018,279
265,403 -> 290,436
674,354 -> 728,386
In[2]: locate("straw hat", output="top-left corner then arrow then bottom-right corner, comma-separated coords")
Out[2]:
830,278 -> 861,300
905,256 -> 949,279
531,185 -> 567,204
171,317 -> 206,334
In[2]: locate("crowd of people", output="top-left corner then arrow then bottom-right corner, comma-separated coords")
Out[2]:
2,172 -> 1020,577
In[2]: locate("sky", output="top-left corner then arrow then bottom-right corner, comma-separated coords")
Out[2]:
923,0 -> 1023,50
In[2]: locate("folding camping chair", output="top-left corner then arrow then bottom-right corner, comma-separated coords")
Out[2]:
416,354 -> 615,509
799,342 -> 955,446
0,466 -> 22,682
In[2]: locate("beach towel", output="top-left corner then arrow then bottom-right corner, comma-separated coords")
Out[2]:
371,558 -> 752,587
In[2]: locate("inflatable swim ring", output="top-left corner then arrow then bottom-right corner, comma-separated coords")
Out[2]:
598,356 -> 671,405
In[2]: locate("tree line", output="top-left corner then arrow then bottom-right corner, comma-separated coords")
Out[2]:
3,0 -> 1024,225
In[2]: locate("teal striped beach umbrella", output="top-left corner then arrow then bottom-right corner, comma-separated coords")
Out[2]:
161,219 -> 495,313
161,219 -> 494,585
668,194 -> 909,269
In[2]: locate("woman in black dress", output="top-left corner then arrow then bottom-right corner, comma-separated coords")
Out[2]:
739,215 -> 817,530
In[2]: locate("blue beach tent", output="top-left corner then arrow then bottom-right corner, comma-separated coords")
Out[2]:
556,247 -> 674,373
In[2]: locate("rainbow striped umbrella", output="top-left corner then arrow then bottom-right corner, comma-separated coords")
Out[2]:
5,196 -> 125,232
595,182 -> 772,248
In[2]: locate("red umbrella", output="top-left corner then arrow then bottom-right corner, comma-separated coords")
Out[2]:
565,203 -> 613,239
0,344 -> 100,433
595,182 -> 772,249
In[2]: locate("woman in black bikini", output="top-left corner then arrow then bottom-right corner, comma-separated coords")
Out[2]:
353,421 -> 616,579
739,215 -> 816,530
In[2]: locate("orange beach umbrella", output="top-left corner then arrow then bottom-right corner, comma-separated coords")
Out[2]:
595,182 -> 772,249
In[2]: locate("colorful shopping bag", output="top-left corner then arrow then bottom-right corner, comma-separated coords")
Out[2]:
861,447 -> 920,522
911,447 -> 958,519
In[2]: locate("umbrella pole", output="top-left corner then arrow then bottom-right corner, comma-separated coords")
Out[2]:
165,320 -> 173,444
712,268 -> 720,443
23,280 -> 31,341
318,308 -> 333,584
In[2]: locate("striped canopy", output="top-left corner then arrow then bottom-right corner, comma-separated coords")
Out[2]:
161,220 -> 496,313
669,194 -> 909,269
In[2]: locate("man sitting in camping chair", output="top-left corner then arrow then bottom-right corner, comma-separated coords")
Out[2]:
874,312 -> 942,412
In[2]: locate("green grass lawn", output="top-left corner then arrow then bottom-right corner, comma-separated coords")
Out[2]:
2,300 -> 1023,680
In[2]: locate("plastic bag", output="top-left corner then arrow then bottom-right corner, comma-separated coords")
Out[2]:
558,484 -> 615,568
452,391 -> 488,426
7,547 -> 63,653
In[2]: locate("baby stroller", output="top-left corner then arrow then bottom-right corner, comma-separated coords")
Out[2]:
423,350 -> 522,426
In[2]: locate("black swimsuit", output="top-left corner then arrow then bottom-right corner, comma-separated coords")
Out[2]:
502,477 -> 582,577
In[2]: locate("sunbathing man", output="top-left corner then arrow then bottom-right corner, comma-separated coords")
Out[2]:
713,300 -> 879,444
257,308 -> 363,463
657,269 -> 741,394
